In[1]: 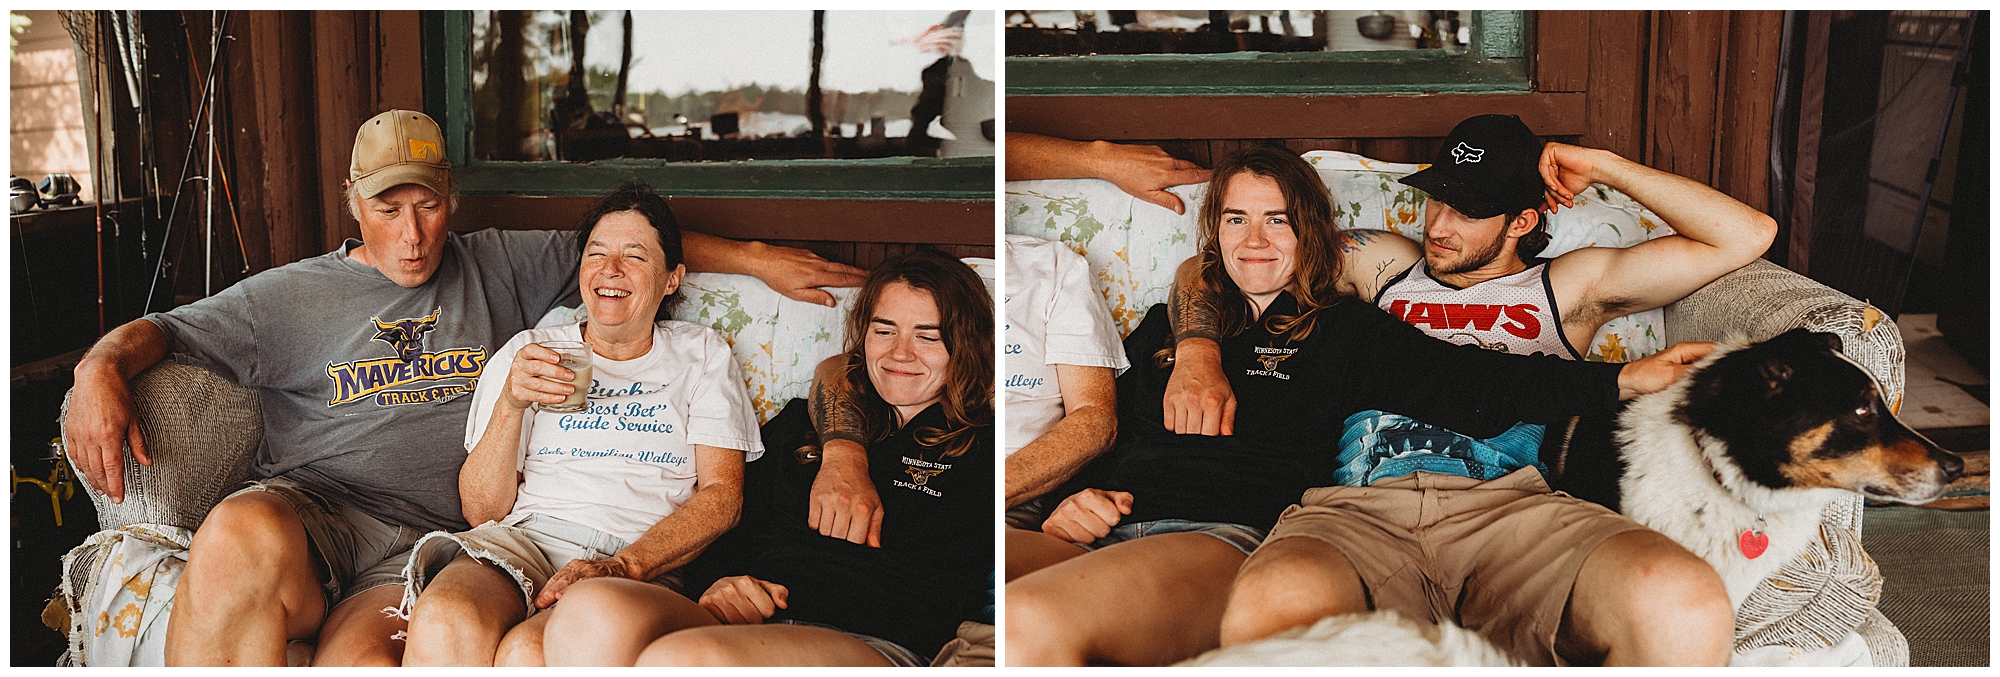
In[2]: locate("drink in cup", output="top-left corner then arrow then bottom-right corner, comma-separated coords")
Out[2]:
540,340 -> 593,413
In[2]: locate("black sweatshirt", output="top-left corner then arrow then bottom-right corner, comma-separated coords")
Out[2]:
744,404 -> 993,658
1104,295 -> 1624,530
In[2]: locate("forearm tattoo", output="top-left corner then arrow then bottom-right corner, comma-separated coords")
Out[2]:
1169,282 -> 1223,345
809,369 -> 869,446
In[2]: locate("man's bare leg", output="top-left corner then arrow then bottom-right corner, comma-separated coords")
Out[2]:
311,585 -> 409,666
402,555 -> 530,665
163,492 -> 326,665
1559,530 -> 1732,666
1217,537 -> 1370,646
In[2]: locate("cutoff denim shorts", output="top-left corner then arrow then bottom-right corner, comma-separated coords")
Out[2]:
1080,518 -> 1270,557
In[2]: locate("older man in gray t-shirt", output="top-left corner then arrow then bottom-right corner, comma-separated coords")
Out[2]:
62,110 -> 865,666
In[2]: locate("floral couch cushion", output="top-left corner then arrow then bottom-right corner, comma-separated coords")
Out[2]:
1006,150 -> 1679,362
540,258 -> 997,424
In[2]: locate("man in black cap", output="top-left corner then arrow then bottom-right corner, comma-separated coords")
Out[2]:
1160,114 -> 1776,664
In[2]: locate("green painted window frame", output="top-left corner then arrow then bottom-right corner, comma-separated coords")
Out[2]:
1006,10 -> 1529,96
423,10 -> 992,200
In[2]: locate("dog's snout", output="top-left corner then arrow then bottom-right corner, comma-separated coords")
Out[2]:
1937,450 -> 1965,482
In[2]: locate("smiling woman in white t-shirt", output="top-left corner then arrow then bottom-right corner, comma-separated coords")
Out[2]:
393,182 -> 764,666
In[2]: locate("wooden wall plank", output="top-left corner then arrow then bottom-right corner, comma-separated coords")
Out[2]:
1356,138 -> 1439,165
1536,11 -> 1593,92
455,196 -> 993,247
242,12 -> 322,270
1009,92 -> 1588,141
312,11 -> 369,252
1646,10 -> 1727,182
374,11 -> 425,112
1715,10 -> 1783,213
1583,11 -> 1648,161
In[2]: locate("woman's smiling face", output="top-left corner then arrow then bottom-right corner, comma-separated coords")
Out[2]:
579,210 -> 683,330
1216,172 -> 1298,311
865,281 -> 949,425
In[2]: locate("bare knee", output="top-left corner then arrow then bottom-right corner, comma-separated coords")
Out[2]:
1219,538 -> 1365,647
1002,583 -> 1084,666
1627,548 -> 1732,637
540,579 -> 670,665
543,579 -> 646,636
405,587 -> 521,663
1580,532 -> 1733,665
494,622 -> 546,667
190,493 -> 306,568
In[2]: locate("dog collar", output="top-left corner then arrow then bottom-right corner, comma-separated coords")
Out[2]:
1694,431 -> 1771,559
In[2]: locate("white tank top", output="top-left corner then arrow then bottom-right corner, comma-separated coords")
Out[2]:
1376,259 -> 1580,360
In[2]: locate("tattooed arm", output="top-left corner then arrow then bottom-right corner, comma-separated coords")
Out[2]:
1335,229 -> 1420,304
1163,257 -> 1236,435
1161,230 -> 1418,435
806,355 -> 884,547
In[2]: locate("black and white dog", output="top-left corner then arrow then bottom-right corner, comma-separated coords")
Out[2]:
1617,328 -> 1963,610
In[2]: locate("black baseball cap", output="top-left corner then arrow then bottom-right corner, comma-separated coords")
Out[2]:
1398,114 -> 1546,219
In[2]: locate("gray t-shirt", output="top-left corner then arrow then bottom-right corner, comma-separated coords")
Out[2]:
145,228 -> 578,533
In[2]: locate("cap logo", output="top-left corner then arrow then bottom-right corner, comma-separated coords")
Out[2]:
1451,142 -> 1485,164
409,139 -> 439,160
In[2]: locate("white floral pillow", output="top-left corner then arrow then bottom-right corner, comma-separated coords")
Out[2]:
1005,179 -> 1204,337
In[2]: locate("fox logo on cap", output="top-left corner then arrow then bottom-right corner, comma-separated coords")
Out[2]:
1451,142 -> 1485,164
409,139 -> 439,160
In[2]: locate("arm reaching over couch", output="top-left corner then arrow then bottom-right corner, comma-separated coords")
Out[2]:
807,355 -> 884,548
1007,132 -> 1212,215
683,232 -> 866,308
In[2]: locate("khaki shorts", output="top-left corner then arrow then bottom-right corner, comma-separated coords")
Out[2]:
398,513 -> 686,620
227,476 -> 421,608
1255,467 -> 1646,666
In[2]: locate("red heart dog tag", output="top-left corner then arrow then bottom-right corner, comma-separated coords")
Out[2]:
1739,529 -> 1769,559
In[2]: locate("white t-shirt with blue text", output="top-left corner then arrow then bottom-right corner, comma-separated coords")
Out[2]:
463,320 -> 764,543
1003,234 -> 1129,457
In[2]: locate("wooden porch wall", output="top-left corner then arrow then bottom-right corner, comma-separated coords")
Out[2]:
1007,10 -> 1783,215
212,11 -> 991,283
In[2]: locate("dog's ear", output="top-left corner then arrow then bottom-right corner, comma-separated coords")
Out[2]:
1759,356 -> 1794,395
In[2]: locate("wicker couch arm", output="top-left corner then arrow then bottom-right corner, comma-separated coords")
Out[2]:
58,360 -> 264,532
1663,258 -> 1905,405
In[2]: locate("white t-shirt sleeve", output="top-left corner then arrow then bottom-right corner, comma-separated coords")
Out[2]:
684,327 -> 767,461
1043,243 -> 1130,374
463,330 -> 537,471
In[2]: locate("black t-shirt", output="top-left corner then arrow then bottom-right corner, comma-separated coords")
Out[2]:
744,403 -> 993,658
1105,294 -> 1624,530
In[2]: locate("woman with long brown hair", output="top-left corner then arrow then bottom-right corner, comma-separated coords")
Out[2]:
539,249 -> 993,666
1006,146 -> 1696,665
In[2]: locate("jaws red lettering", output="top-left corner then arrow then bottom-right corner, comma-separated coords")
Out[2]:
1389,301 -> 1541,340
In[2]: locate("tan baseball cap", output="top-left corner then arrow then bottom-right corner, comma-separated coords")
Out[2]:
349,109 -> 451,199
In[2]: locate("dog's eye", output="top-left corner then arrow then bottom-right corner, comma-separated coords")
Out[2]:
1853,404 -> 1873,418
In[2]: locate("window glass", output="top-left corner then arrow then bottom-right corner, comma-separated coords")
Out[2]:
470,10 -> 994,163
1005,10 -> 1472,57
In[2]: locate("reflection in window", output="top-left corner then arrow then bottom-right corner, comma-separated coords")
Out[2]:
1005,10 -> 1470,56
471,10 -> 993,163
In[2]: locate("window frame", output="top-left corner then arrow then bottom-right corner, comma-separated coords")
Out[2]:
1005,10 -> 1529,96
424,10 -> 992,200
